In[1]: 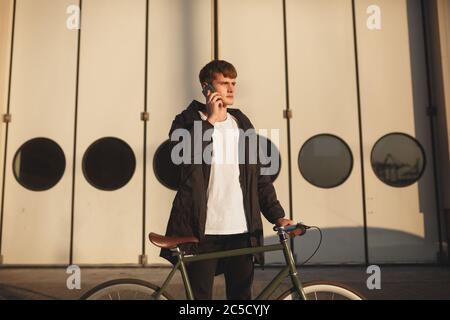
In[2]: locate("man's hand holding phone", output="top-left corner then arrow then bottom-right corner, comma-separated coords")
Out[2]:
203,83 -> 224,125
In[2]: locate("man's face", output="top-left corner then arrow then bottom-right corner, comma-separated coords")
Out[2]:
209,73 -> 236,107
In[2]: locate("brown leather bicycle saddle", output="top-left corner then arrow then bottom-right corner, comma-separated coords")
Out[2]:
148,232 -> 199,249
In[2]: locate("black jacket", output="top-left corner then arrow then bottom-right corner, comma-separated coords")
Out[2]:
160,100 -> 286,265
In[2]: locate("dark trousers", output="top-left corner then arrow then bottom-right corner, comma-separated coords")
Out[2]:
186,233 -> 254,300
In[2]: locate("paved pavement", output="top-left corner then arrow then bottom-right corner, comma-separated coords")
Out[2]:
1,265 -> 450,300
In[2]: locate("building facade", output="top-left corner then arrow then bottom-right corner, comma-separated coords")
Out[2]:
0,0 -> 449,266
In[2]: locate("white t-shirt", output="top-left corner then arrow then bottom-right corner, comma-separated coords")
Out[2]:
198,111 -> 248,235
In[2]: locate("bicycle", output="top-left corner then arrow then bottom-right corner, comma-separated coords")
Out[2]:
81,223 -> 365,300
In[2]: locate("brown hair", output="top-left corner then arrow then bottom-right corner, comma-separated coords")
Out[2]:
199,60 -> 237,84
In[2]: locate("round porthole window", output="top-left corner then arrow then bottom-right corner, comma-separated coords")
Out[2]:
153,140 -> 181,191
13,138 -> 66,191
298,134 -> 353,189
82,137 -> 136,191
371,133 -> 426,187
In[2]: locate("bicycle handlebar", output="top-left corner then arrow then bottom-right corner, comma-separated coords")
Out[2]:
273,223 -> 310,235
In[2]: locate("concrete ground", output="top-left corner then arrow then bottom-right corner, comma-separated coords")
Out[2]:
0,265 -> 449,300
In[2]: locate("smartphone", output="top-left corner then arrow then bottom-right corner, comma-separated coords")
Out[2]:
202,83 -> 215,97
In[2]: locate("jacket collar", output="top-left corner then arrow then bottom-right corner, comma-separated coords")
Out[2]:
186,100 -> 243,124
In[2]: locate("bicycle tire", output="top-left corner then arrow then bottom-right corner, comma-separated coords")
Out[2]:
80,278 -> 173,300
277,281 -> 365,300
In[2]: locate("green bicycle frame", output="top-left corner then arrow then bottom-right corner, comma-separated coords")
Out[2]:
152,232 -> 307,300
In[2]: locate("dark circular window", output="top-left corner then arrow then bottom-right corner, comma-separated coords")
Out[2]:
82,137 -> 136,191
371,133 -> 426,188
13,138 -> 66,191
258,135 -> 281,183
298,134 -> 353,189
153,140 -> 181,191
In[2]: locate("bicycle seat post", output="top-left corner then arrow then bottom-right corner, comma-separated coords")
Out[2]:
171,246 -> 195,300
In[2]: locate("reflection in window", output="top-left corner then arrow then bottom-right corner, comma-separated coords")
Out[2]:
13,137 -> 66,191
83,137 -> 136,191
298,134 -> 353,188
371,133 -> 425,187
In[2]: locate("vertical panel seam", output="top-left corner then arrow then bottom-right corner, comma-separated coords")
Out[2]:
69,0 -> 83,265
351,0 -> 370,266
214,0 -> 219,60
0,0 -> 17,259
142,0 -> 150,264
281,0 -> 295,257
420,0 -> 446,262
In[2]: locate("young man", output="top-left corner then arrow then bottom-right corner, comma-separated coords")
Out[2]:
160,60 -> 297,300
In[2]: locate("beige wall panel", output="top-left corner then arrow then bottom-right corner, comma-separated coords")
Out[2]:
286,0 -> 365,264
355,0 -> 439,262
145,0 -> 212,265
220,0 -> 291,264
0,0 -> 14,240
73,0 -> 145,264
2,0 -> 78,264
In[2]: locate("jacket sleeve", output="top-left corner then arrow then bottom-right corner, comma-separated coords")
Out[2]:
258,167 -> 286,224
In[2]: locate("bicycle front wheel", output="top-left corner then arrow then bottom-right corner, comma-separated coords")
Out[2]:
277,281 -> 365,300
80,279 -> 173,300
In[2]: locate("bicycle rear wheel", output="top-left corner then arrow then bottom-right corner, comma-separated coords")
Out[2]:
277,281 -> 365,300
80,279 -> 172,300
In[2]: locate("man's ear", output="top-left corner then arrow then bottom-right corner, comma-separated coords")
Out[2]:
201,82 -> 209,97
